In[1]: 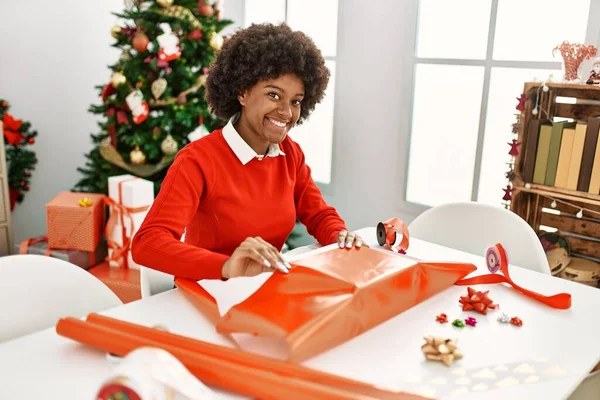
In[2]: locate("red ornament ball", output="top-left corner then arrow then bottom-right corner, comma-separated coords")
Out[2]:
24,170 -> 30,177
198,3 -> 214,17
132,32 -> 150,52
27,137 -> 35,144
23,185 -> 30,192
1,101 -> 7,107
19,180 -> 26,187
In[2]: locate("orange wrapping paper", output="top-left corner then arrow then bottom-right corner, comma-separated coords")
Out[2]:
45,191 -> 106,252
177,247 -> 477,362
56,316 -> 428,400
88,263 -> 141,303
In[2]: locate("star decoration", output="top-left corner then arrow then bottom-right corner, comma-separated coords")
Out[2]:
497,313 -> 510,323
436,313 -> 448,323
452,319 -> 465,328
465,317 -> 477,327
421,336 -> 463,367
502,185 -> 513,201
459,287 -> 498,315
508,139 -> 521,156
506,170 -> 517,182
510,316 -> 523,327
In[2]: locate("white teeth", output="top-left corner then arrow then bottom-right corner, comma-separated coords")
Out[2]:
268,118 -> 286,128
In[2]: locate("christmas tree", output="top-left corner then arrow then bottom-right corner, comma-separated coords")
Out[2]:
1,99 -> 38,211
74,0 -> 232,195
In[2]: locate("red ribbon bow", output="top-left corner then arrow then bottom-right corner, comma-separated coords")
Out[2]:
459,287 -> 498,314
456,243 -> 572,309
2,112 -> 25,145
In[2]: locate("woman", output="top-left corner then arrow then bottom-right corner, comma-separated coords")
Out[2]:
132,23 -> 364,281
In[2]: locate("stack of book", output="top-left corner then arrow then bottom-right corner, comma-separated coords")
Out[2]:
522,117 -> 600,194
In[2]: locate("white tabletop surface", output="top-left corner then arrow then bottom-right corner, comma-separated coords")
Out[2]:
0,227 -> 599,400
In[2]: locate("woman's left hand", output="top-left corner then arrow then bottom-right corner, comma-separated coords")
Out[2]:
337,230 -> 368,249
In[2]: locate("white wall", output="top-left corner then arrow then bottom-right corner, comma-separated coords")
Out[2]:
0,1 -> 245,248
323,0 -> 420,232
0,0 -> 124,246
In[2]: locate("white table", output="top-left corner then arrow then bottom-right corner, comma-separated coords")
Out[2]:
0,227 -> 599,399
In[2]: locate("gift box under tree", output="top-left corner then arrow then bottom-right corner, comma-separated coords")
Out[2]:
16,235 -> 108,270
106,174 -> 154,269
46,192 -> 106,252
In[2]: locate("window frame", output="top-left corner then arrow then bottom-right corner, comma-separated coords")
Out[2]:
400,0 -> 600,215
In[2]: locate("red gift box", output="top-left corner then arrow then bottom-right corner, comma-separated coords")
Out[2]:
46,192 -> 106,252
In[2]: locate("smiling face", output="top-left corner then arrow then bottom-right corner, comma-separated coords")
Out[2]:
235,73 -> 304,154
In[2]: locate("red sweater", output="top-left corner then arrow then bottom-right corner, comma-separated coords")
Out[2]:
131,129 -> 347,280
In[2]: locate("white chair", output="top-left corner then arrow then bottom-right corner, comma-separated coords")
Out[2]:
0,255 -> 123,343
408,201 -> 550,274
140,266 -> 175,298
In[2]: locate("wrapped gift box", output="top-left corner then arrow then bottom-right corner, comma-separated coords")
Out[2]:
46,192 -> 106,252
16,236 -> 107,270
89,262 -> 141,304
107,174 -> 154,269
178,246 -> 477,362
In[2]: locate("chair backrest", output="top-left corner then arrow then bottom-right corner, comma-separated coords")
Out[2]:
0,255 -> 123,343
408,202 -> 550,274
140,266 -> 174,298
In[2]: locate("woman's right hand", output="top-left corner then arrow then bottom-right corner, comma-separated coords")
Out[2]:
221,237 -> 291,279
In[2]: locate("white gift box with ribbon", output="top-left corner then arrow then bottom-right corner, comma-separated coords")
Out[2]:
107,174 -> 154,269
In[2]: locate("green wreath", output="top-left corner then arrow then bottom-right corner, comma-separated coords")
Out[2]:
0,99 -> 38,211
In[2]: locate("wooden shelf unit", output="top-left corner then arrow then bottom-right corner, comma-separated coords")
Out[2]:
511,82 -> 600,262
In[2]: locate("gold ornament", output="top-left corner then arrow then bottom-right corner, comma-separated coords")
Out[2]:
151,78 -> 168,99
111,26 -> 122,39
161,134 -> 178,155
209,32 -> 224,50
111,72 -> 127,88
130,146 -> 147,164
156,0 -> 173,7
159,5 -> 202,29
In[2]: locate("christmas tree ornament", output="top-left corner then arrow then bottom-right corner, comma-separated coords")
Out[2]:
130,146 -> 146,164
198,1 -> 214,17
516,94 -> 526,111
132,32 -> 150,52
421,337 -> 463,367
187,124 -> 210,142
157,23 -> 182,62
160,5 -> 203,29
151,78 -> 168,99
111,25 -> 122,39
126,90 -> 150,124
176,92 -> 187,105
156,0 -> 173,7
161,134 -> 178,155
111,72 -> 127,88
152,127 -> 162,139
209,32 -> 224,50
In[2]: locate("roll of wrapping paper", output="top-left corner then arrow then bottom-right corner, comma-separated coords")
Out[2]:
455,243 -> 572,309
56,315 -> 426,400
377,218 -> 409,253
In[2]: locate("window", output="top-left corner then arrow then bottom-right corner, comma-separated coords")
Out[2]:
244,0 -> 339,184
405,0 -> 597,208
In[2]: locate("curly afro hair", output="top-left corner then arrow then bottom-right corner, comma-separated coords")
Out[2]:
205,23 -> 330,125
